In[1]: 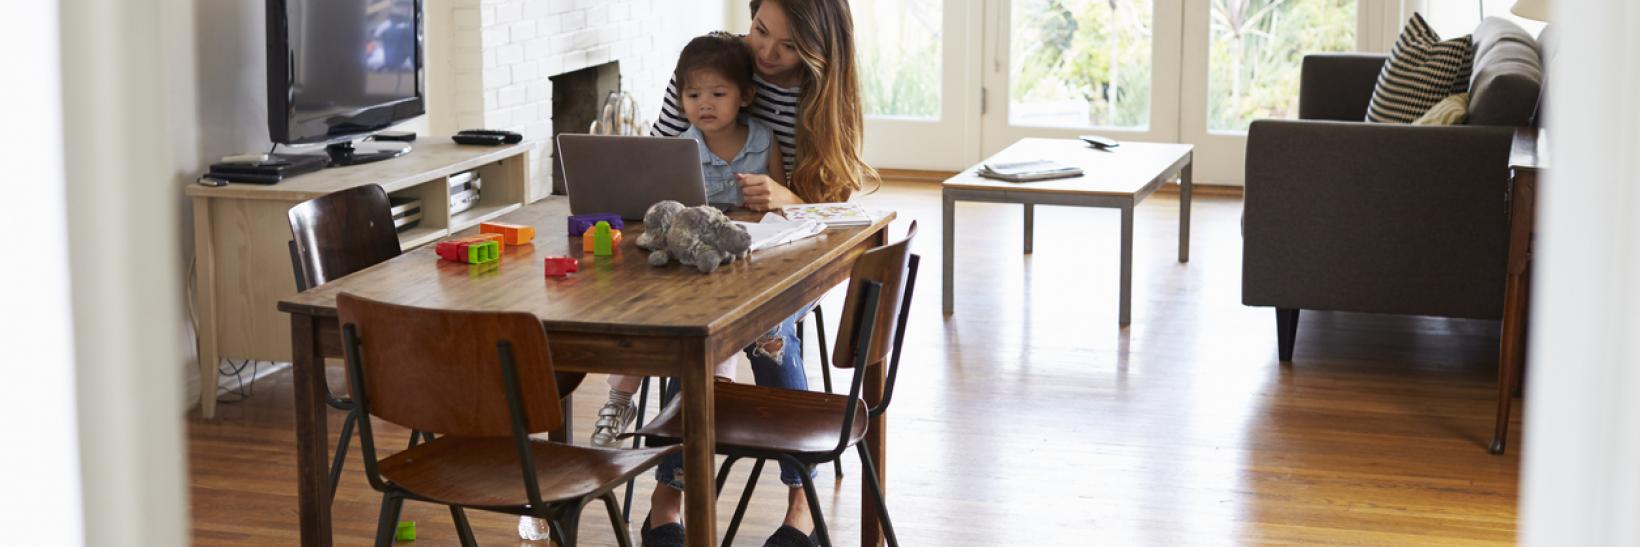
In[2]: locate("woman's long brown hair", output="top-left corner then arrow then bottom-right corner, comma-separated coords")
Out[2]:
751,0 -> 878,203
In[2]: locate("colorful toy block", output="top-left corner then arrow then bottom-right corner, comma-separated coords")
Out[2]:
543,256 -> 580,277
480,221 -> 536,245
582,222 -> 622,255
435,235 -> 501,264
395,521 -> 415,541
568,212 -> 623,236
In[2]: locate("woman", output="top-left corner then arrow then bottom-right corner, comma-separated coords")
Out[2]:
637,1 -> 874,546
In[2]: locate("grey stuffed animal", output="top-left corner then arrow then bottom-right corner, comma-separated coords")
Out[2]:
635,201 -> 751,273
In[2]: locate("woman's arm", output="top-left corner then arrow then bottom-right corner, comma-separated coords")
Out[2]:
737,173 -> 804,211
648,76 -> 690,137
765,144 -> 787,185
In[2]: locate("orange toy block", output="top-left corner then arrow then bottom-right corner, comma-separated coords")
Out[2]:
480,221 -> 536,245
582,227 -> 622,254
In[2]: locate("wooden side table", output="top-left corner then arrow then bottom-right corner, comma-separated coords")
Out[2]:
1491,129 -> 1543,454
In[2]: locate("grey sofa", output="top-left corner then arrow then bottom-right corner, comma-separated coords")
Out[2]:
1242,18 -> 1544,361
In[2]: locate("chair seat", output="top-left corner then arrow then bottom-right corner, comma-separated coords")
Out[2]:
630,382 -> 868,458
379,437 -> 677,509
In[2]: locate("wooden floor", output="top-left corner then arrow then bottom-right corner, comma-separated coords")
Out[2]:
188,179 -> 1521,545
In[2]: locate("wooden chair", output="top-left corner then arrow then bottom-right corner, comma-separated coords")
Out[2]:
287,184 -> 585,500
337,293 -> 678,547
630,222 -> 919,547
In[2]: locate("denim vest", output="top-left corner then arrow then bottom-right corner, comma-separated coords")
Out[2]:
682,117 -> 775,205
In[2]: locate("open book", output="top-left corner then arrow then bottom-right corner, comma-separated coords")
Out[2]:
735,213 -> 826,252
781,202 -> 873,227
977,159 -> 1083,182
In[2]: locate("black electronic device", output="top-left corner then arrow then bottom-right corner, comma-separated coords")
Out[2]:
206,154 -> 328,185
1080,134 -> 1120,149
373,131 -> 418,142
453,129 -> 523,145
266,0 -> 424,165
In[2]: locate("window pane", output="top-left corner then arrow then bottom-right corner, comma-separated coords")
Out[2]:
1208,0 -> 1356,132
857,0 -> 943,120
1010,0 -> 1153,129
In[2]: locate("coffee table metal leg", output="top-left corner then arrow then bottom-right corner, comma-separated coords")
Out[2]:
1023,203 -> 1034,254
943,191 -> 956,314
1179,160 -> 1192,263
1120,203 -> 1134,325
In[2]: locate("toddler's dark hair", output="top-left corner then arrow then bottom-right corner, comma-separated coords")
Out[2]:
674,31 -> 754,93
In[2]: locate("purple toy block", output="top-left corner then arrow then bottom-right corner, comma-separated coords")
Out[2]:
568,212 -> 624,236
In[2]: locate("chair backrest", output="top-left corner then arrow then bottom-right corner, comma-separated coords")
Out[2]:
832,221 -> 918,369
336,292 -> 564,437
287,184 -> 402,288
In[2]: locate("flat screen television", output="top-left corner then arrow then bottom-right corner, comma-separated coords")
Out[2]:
266,0 -> 423,164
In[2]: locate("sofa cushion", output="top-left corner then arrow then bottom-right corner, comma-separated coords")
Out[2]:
1413,93 -> 1470,125
1367,14 -> 1475,124
1467,17 -> 1543,126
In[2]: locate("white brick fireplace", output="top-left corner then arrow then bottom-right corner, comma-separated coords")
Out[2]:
435,0 -> 728,199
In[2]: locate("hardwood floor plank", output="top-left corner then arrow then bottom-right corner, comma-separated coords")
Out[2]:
188,179 -> 1518,545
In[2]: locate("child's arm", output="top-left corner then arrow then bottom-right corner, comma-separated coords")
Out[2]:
766,144 -> 787,185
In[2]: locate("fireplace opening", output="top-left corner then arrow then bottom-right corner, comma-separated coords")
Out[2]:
549,61 -> 621,195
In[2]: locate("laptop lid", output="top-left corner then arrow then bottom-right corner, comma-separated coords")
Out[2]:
556,134 -> 707,220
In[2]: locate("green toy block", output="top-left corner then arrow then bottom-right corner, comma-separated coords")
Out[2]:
593,221 -> 614,256
395,520 -> 415,542
468,240 -> 500,264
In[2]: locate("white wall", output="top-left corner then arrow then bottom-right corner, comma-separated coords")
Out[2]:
64,0 -> 190,543
0,1 -> 85,544
1519,0 -> 1640,544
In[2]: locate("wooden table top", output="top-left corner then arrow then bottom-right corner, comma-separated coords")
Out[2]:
184,140 -> 536,201
278,197 -> 894,337
943,138 -> 1193,196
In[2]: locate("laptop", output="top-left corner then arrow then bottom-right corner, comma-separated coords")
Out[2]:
556,134 -> 707,220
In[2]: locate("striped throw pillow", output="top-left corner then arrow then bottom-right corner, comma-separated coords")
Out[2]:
1366,14 -> 1475,124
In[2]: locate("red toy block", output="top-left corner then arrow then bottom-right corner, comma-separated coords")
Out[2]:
435,235 -> 501,264
480,221 -> 536,245
582,226 -> 622,254
543,256 -> 580,277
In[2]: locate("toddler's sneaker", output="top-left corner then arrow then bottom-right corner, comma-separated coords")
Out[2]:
590,398 -> 637,447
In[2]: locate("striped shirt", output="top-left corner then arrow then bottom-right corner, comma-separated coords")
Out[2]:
651,73 -> 802,176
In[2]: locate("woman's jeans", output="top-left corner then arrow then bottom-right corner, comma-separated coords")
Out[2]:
654,307 -> 815,489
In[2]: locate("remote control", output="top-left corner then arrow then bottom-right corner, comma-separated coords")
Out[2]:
373,131 -> 418,142
196,175 -> 230,187
1080,135 -> 1120,149
452,133 -> 509,146
220,153 -> 270,164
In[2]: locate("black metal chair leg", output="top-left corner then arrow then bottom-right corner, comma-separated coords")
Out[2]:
622,375 -> 654,523
554,505 -> 584,547
329,408 -> 358,500
373,493 -> 404,547
723,458 -> 764,547
786,458 -> 832,547
808,307 -> 843,479
449,506 -> 477,547
716,456 -> 743,494
601,492 -> 634,547
857,443 -> 900,547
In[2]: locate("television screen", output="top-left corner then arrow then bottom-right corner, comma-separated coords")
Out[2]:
268,0 -> 423,145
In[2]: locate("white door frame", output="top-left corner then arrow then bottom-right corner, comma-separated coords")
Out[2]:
861,0 -> 984,170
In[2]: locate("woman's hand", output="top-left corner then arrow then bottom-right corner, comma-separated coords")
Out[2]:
737,173 -> 803,211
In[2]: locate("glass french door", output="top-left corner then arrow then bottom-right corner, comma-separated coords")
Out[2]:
858,0 -> 1384,184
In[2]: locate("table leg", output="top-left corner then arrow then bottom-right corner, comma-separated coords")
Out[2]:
193,196 -> 220,419
1119,203 -> 1134,326
1179,160 -> 1192,263
1023,203 -> 1034,254
1492,170 -> 1536,454
291,313 -> 333,547
860,358 -> 889,545
681,339 -> 718,546
942,191 -> 956,315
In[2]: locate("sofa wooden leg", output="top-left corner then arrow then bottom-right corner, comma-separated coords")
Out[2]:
1276,308 -> 1300,362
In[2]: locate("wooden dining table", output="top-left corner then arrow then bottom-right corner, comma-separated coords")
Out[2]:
278,197 -> 896,546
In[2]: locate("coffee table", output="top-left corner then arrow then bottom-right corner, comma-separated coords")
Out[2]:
942,138 -> 1193,325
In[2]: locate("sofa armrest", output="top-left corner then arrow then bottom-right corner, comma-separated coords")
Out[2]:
1242,119 -> 1514,319
1299,54 -> 1389,121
